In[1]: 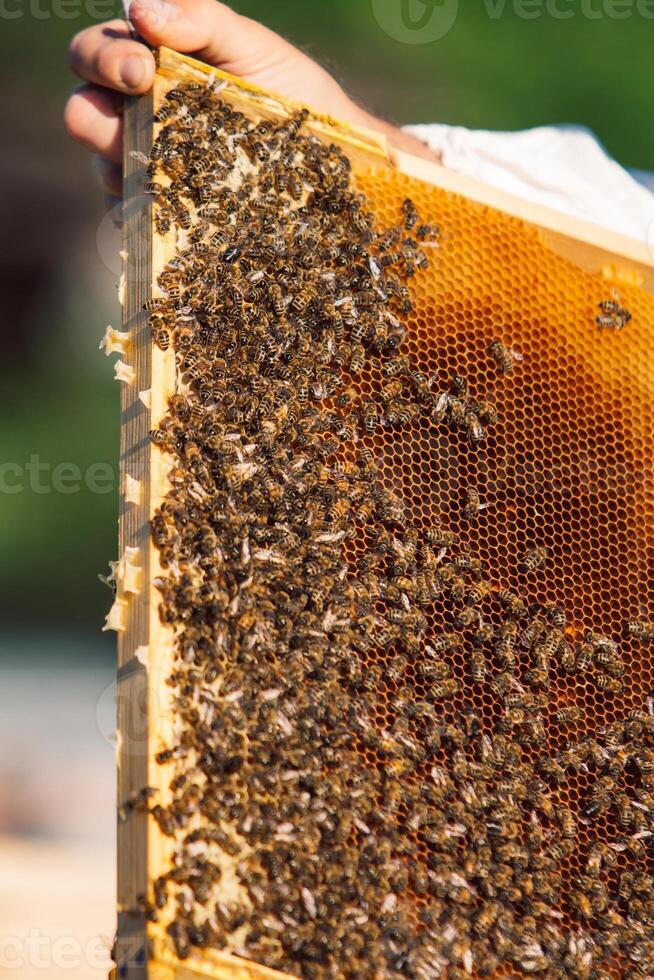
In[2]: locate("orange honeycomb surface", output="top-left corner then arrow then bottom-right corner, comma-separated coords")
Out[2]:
343,166 -> 654,953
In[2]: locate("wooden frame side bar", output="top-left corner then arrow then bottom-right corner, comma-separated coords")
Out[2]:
115,88 -> 154,980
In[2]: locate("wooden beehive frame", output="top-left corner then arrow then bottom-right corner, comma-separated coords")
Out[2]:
111,46 -> 654,980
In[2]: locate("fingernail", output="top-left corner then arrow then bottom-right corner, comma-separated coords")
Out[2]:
120,54 -> 147,90
130,0 -> 177,30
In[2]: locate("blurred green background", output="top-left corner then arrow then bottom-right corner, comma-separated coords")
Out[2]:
2,0 -> 653,660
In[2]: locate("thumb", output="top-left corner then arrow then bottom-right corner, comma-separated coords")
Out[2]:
128,0 -> 300,78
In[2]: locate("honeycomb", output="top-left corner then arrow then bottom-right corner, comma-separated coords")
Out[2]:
340,169 -> 654,970
129,56 -> 654,980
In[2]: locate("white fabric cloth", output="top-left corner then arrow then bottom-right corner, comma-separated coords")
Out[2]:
404,123 -> 654,245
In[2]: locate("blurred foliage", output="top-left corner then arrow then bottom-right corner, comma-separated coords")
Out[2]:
1,0 -> 653,643
0,317 -> 119,631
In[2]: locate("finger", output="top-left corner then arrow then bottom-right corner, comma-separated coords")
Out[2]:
69,20 -> 155,94
129,0 -> 303,77
94,156 -> 123,196
64,85 -> 124,163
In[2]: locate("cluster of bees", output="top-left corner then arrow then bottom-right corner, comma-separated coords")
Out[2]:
141,78 -> 654,979
596,299 -> 632,331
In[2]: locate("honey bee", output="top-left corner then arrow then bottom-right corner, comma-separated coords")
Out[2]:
538,756 -> 566,784
285,106 -> 309,138
415,223 -> 440,244
523,669 -> 549,690
362,402 -> 378,433
380,250 -> 401,270
519,545 -> 549,573
595,672 -> 623,693
150,427 -> 169,448
559,641 -> 576,671
470,649 -> 487,685
554,704 -> 583,725
151,804 -> 176,837
223,243 -> 242,264
401,198 -> 418,231
574,640 -> 594,673
540,627 -> 563,660
473,622 -> 495,645
455,554 -> 483,575
407,865 -> 430,896
464,411 -> 485,445
154,876 -> 168,909
384,355 -> 409,377
635,748 -> 654,775
378,225 -> 402,251
456,606 -> 481,629
625,618 -> 654,642
153,326 -> 171,350
593,646 -> 625,676
444,575 -> 465,604
520,615 -> 546,652
429,632 -> 462,654
489,339 -> 522,374
287,171 -> 303,200
467,581 -> 492,607
349,344 -> 366,374
471,400 -> 498,428
143,297 -> 168,313
621,835 -> 648,859
544,604 -> 565,629
425,525 -> 456,548
495,622 -> 518,667
263,281 -> 284,318
571,890 -> 594,920
168,919 -> 190,959
463,487 -> 480,520
498,589 -> 527,618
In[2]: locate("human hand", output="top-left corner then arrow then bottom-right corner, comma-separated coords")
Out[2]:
64,0 -> 437,197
